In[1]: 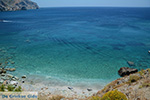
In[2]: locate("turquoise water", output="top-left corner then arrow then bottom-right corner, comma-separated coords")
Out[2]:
0,7 -> 150,87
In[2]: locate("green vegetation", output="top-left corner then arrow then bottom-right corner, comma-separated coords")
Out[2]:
15,86 -> 22,92
90,90 -> 127,100
0,84 -> 5,91
139,69 -> 145,76
0,84 -> 22,92
7,85 -> 15,91
127,75 -> 140,84
101,90 -> 127,100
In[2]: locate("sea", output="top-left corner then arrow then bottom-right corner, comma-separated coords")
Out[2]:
0,7 -> 150,88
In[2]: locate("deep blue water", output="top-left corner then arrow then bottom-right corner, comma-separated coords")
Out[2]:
0,7 -> 150,87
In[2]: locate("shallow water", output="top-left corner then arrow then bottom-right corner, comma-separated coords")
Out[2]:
0,7 -> 150,87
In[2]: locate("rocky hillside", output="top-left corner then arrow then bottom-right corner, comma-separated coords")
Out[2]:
90,68 -> 150,100
0,0 -> 39,11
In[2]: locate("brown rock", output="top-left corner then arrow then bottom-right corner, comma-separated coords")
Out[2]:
118,67 -> 138,77
9,68 -> 16,71
2,70 -> 6,73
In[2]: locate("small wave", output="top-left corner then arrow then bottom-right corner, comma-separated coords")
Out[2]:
0,20 -> 12,23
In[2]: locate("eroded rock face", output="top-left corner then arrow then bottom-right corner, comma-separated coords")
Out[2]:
118,67 -> 138,77
0,0 -> 39,11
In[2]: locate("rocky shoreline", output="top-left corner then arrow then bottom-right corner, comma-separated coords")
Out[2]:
91,68 -> 150,100
0,58 -> 149,100
0,0 -> 39,11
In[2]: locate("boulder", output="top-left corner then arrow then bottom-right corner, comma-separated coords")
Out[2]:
68,87 -> 73,90
87,88 -> 92,91
14,76 -> 19,80
22,80 -> 25,83
7,74 -> 13,78
148,50 -> 150,54
10,81 -> 18,86
0,70 -> 3,74
12,78 -> 17,81
0,79 -> 4,84
1,73 -> 5,76
22,75 -> 26,78
118,67 -> 138,77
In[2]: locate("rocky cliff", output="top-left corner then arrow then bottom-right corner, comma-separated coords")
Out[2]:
0,0 -> 39,11
90,68 -> 150,100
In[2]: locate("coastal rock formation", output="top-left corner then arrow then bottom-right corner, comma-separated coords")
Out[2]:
118,67 -> 138,77
0,0 -> 39,11
93,69 -> 150,100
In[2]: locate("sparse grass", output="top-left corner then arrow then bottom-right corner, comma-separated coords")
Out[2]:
148,69 -> 150,75
139,80 -> 150,89
38,95 -> 65,100
127,75 -> 140,84
113,83 -> 125,89
90,96 -> 101,100
50,95 -> 64,100
100,80 -> 118,93
142,82 -> 150,87
139,85 -> 143,89
139,69 -> 145,76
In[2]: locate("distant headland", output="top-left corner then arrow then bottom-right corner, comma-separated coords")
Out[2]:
0,0 -> 39,11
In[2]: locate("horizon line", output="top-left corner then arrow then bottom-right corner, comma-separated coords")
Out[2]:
38,6 -> 150,8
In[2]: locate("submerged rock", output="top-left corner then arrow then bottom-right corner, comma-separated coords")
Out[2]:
148,50 -> 150,54
9,68 -> 16,71
118,67 -> 138,77
10,61 -> 15,64
127,61 -> 135,66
